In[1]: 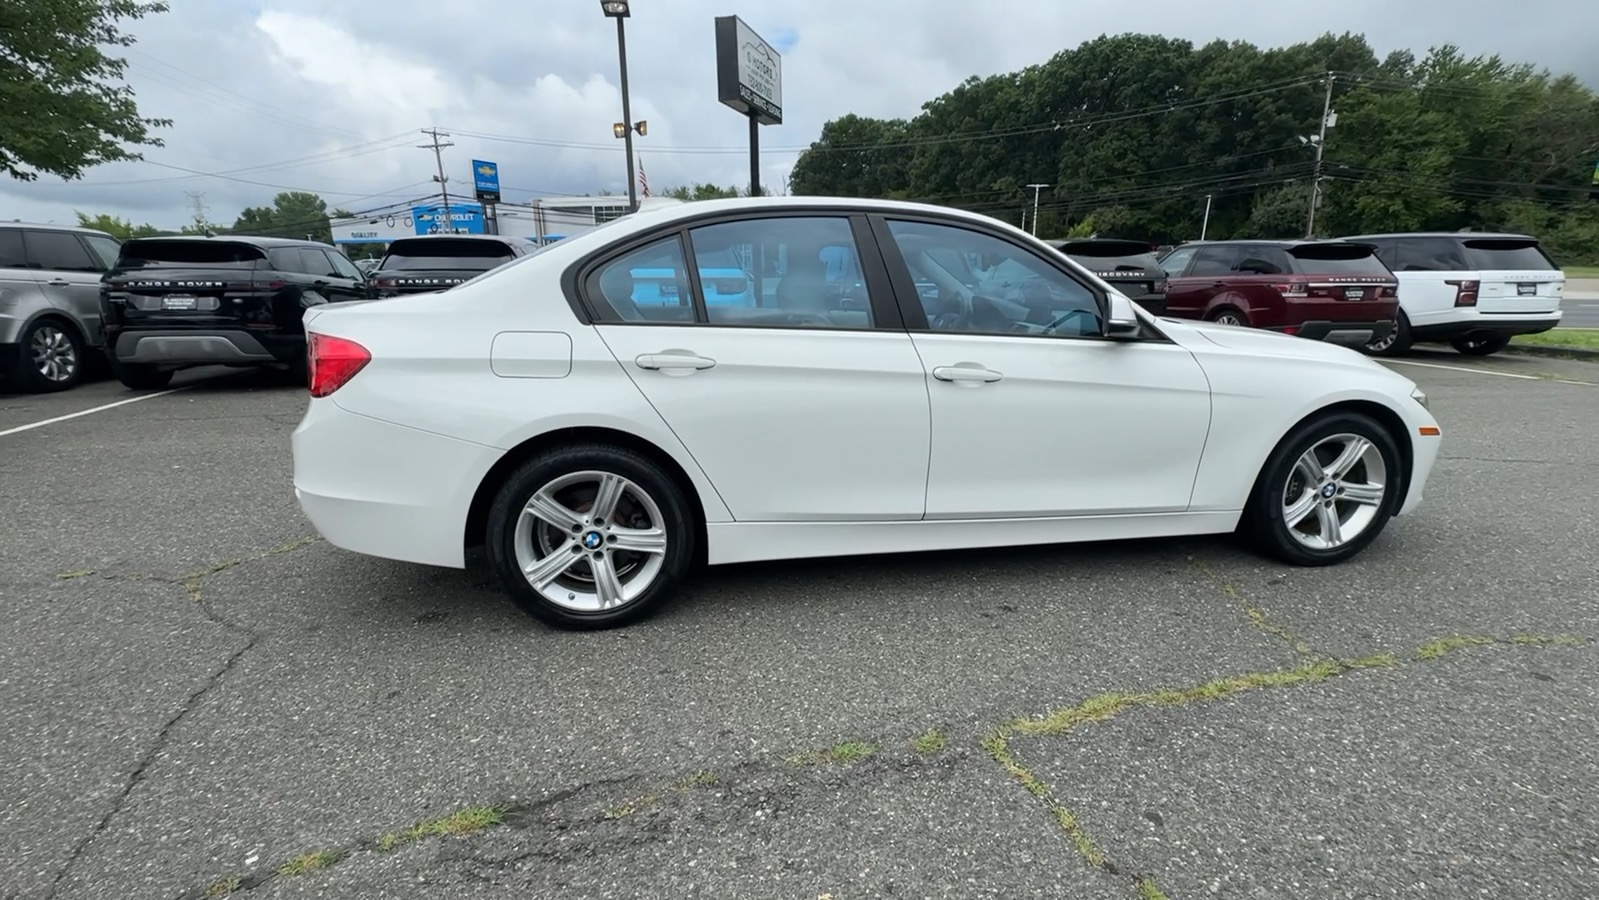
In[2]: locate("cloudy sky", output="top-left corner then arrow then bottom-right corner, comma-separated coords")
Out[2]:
6,0 -> 1591,230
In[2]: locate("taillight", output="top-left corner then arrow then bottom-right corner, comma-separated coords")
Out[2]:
1446,279 -> 1478,307
307,333 -> 370,398
262,280 -> 286,291
375,277 -> 397,289
1272,282 -> 1310,298
1379,285 -> 1398,298
1153,279 -> 1168,294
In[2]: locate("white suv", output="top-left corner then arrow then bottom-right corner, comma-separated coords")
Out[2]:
1340,231 -> 1563,357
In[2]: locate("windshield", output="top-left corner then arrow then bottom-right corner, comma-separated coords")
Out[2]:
1461,238 -> 1558,271
1288,244 -> 1392,276
116,240 -> 266,267
380,238 -> 517,272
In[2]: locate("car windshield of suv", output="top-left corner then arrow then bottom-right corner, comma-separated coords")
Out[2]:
379,238 -> 517,271
1287,243 -> 1391,276
1460,238 -> 1558,271
115,240 -> 267,267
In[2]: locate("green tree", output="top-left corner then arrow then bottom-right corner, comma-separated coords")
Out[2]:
663,183 -> 742,201
228,191 -> 335,242
0,0 -> 172,181
74,210 -> 161,239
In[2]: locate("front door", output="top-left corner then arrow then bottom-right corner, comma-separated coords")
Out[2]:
589,215 -> 931,522
873,215 -> 1213,519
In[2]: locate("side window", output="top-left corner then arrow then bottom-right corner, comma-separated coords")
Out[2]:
1187,245 -> 1240,277
686,216 -> 873,329
303,249 -> 340,277
1158,247 -> 1197,277
269,248 -> 309,274
885,219 -> 1102,338
588,235 -> 695,324
24,230 -> 100,272
1394,237 -> 1467,272
82,234 -> 121,269
326,249 -> 365,280
1234,246 -> 1293,275
0,229 -> 25,268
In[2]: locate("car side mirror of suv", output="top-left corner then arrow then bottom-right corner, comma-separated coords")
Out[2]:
1105,291 -> 1142,340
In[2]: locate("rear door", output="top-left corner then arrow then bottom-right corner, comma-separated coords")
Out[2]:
303,248 -> 367,302
587,212 -> 931,522
1459,237 -> 1564,314
1164,245 -> 1238,319
21,229 -> 110,346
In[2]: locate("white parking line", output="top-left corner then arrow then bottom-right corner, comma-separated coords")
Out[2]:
0,389 -> 179,438
1383,359 -> 1596,386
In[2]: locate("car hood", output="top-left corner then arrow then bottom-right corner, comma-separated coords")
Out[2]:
1161,317 -> 1370,363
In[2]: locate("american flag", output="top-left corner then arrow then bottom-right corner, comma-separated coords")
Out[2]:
637,154 -> 650,198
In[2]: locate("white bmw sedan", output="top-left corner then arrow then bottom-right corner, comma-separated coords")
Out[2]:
292,196 -> 1441,630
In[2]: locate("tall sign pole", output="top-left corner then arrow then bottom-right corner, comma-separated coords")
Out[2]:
472,159 -> 502,235
715,15 -> 783,197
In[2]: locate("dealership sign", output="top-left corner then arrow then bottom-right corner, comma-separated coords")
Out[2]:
714,15 -> 782,126
331,203 -> 486,243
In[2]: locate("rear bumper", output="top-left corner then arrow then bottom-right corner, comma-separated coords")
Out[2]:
109,328 -> 302,366
1270,320 -> 1393,347
1410,312 -> 1562,341
292,398 -> 502,569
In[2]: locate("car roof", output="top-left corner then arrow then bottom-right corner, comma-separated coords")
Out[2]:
390,234 -> 516,242
120,233 -> 336,248
1048,237 -> 1156,250
0,220 -> 117,238
1338,231 -> 1538,241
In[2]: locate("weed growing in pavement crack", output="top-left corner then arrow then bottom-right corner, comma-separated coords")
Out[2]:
178,537 -> 322,603
56,568 -> 94,580
982,633 -> 1588,898
787,740 -> 878,766
605,770 -> 720,819
912,728 -> 948,755
203,876 -> 243,897
1187,554 -> 1318,657
276,849 -> 344,876
377,805 -> 505,850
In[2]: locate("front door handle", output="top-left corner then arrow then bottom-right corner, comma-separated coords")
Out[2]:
932,364 -> 1003,383
635,352 -> 716,371
47,278 -> 70,287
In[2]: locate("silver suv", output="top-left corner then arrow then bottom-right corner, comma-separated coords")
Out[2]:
0,222 -> 122,392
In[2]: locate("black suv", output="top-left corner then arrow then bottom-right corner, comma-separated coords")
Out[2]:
100,235 -> 373,389
1046,238 -> 1169,315
370,235 -> 529,297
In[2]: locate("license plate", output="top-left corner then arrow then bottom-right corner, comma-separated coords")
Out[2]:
1344,288 -> 1365,300
162,294 -> 198,310
1516,283 -> 1537,296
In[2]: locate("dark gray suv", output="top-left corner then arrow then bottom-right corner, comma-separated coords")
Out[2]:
0,222 -> 122,392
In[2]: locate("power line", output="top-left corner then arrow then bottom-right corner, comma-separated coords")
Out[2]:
418,127 -> 457,232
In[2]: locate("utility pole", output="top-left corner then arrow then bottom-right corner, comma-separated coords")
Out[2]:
419,127 -> 455,233
1306,73 -> 1334,238
1200,193 -> 1213,240
1026,183 -> 1050,236
183,190 -> 210,234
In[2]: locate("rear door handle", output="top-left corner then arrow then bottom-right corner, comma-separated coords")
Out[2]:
635,352 -> 716,371
932,365 -> 1003,383
46,278 -> 70,287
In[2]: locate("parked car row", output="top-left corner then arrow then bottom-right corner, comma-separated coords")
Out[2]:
1047,231 -> 1566,358
0,223 -> 531,393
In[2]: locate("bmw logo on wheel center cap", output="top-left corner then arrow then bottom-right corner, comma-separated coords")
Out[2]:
1320,483 -> 1337,498
582,530 -> 604,550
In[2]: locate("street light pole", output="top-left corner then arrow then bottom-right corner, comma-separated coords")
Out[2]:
600,2 -> 639,214
1026,183 -> 1050,236
1200,193 -> 1213,240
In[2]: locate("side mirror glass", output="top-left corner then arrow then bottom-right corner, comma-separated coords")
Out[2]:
1105,291 -> 1141,339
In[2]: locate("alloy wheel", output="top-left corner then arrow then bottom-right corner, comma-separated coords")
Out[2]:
1213,312 -> 1244,327
1280,433 -> 1388,550
30,325 -> 78,383
512,470 -> 669,612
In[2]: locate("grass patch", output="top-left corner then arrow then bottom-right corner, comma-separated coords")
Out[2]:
56,568 -> 95,580
204,876 -> 243,897
1512,328 -> 1599,351
377,805 -> 504,851
1564,266 -> 1599,279
788,740 -> 878,766
603,771 -> 719,820
911,728 -> 948,755
275,849 -> 343,876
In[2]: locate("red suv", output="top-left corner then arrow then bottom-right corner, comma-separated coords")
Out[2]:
1156,239 -> 1399,347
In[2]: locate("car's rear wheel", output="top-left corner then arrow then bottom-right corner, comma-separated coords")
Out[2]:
111,358 -> 174,391
1450,333 -> 1510,356
1242,411 -> 1401,566
14,319 -> 83,393
1208,307 -> 1247,327
1363,311 -> 1412,357
485,444 -> 694,630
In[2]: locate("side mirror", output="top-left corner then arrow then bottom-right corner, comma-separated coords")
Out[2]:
1105,292 -> 1142,339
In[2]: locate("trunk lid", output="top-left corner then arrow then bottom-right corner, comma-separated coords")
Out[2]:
1459,238 -> 1564,314
103,239 -> 292,331
1275,242 -> 1399,317
372,237 -> 517,296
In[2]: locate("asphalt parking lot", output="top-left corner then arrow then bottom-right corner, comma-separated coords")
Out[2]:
3,348 -> 1597,900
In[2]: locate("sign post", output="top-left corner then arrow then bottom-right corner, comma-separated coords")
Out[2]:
472,159 -> 502,234
714,15 -> 782,197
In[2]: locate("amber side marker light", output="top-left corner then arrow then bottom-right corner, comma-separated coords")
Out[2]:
1418,425 -> 1442,436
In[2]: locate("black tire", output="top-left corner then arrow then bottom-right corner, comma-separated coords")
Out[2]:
1240,411 -> 1403,567
12,318 -> 85,393
1363,311 -> 1413,357
1450,333 -> 1510,356
485,443 -> 695,630
111,359 -> 175,391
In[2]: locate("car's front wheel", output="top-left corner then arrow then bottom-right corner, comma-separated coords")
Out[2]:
1450,333 -> 1510,356
485,444 -> 695,630
1242,411 -> 1402,566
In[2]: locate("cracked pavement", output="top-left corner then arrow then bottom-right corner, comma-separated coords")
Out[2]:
1,348 -> 1596,900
